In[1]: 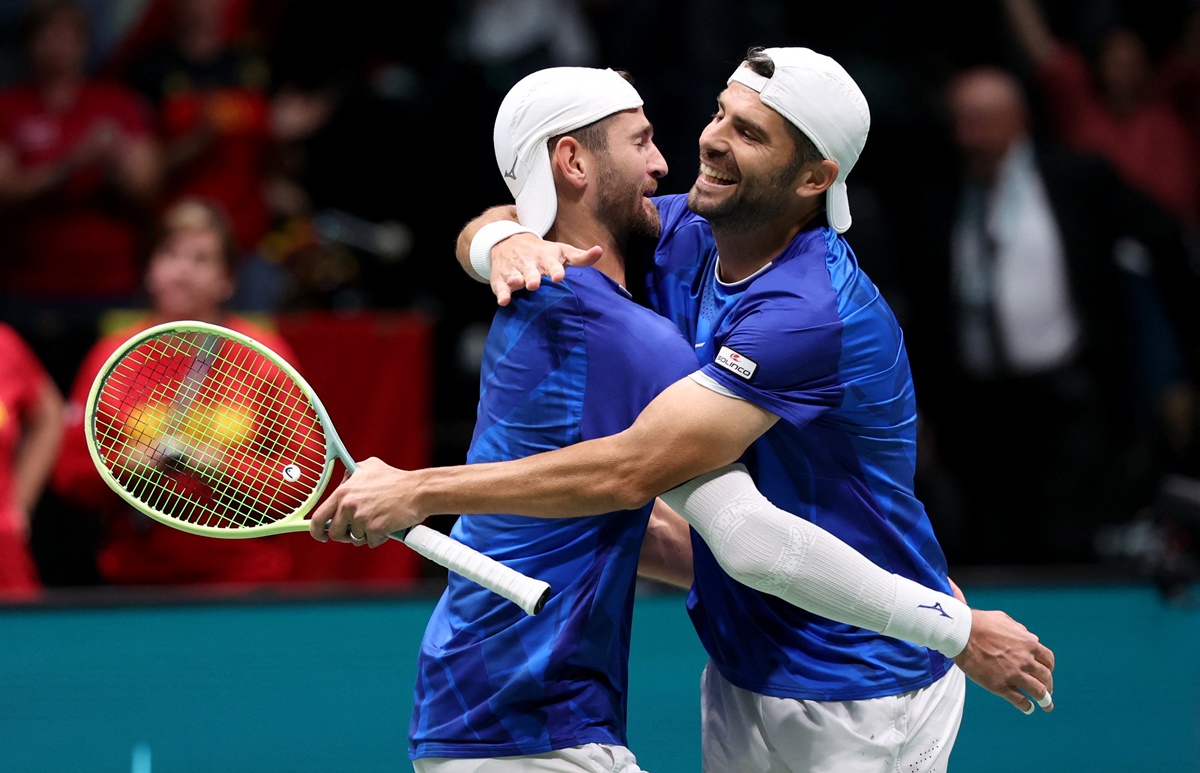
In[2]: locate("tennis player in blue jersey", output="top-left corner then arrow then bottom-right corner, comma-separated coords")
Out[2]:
399,67 -> 694,772
315,50 -> 1055,773
317,65 -> 987,772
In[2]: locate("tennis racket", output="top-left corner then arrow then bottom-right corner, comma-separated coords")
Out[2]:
84,319 -> 551,615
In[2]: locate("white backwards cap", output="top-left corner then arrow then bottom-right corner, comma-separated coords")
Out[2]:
493,67 -> 643,236
728,47 -> 870,233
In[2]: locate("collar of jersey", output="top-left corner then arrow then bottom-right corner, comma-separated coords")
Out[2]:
714,255 -> 774,289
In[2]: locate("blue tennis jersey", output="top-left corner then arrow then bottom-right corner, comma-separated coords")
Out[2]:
646,194 -> 954,701
409,266 -> 699,759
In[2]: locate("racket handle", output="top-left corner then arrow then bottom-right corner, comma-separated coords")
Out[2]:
393,524 -> 552,615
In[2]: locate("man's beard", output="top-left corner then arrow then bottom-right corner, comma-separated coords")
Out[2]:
687,161 -> 800,232
596,166 -> 662,244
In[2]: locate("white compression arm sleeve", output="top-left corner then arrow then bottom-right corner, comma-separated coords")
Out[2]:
660,463 -> 973,657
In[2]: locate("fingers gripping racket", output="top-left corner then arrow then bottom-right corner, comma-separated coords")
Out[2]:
84,320 -> 551,615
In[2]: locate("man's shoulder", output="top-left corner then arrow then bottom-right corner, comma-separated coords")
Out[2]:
654,193 -> 703,233
505,267 -> 664,333
515,266 -> 617,304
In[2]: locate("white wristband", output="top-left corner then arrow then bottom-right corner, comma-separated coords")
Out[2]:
883,575 -> 973,658
469,220 -> 537,281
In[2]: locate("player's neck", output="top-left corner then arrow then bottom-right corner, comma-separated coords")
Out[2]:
545,217 -> 627,288
710,222 -> 802,283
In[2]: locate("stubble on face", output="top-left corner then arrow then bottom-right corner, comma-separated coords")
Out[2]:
596,153 -> 662,243
687,154 -> 802,233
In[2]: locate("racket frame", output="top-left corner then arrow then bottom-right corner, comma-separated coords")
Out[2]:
84,320 -> 551,615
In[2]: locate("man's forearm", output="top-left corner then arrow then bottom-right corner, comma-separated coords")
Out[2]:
455,205 -> 519,281
410,435 -> 658,519
322,379 -> 765,546
15,382 -> 63,512
637,499 -> 694,589
407,380 -> 759,521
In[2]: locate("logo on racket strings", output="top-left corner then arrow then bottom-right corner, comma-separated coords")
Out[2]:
282,463 -> 302,482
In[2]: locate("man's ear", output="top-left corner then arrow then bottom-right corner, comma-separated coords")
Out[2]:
796,158 -> 839,198
550,136 -> 589,191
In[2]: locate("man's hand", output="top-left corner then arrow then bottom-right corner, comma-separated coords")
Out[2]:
309,457 -> 426,546
489,233 -> 602,306
953,609 -> 1055,714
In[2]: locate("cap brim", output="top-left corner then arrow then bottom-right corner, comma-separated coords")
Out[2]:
514,145 -> 557,237
827,180 -> 851,233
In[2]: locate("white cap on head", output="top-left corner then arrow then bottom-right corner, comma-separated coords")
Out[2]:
493,67 -> 644,236
727,47 -> 870,233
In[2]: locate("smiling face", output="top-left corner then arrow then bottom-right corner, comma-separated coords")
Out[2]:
591,107 -> 668,242
687,83 -> 810,232
144,226 -> 235,320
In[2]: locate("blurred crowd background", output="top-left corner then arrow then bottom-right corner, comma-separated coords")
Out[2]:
2,0 -> 1200,599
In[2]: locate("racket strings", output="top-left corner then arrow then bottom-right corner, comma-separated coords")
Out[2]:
91,331 -> 328,532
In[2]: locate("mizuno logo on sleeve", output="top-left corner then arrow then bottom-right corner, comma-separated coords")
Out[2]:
917,602 -> 952,619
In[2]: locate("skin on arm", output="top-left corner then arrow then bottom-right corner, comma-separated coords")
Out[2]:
637,498 -> 694,589
953,596 -> 1056,713
309,376 -> 776,535
0,143 -> 77,205
1001,0 -> 1058,67
0,126 -> 160,209
311,377 -> 1055,713
111,133 -> 162,208
13,379 -> 65,536
944,573 -> 1057,714
924,575 -> 1056,712
454,206 -> 603,306
454,205 -> 519,282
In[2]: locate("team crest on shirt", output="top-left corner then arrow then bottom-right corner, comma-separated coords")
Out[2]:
715,346 -> 757,381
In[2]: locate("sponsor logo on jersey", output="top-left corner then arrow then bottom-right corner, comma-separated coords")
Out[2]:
715,346 -> 757,380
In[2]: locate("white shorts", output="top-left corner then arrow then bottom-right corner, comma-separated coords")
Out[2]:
700,661 -> 966,773
413,743 -> 647,773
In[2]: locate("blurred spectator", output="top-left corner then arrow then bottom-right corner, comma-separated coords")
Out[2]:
1157,3 -> 1200,220
999,0 -> 1200,490
117,0 -> 351,314
0,322 -> 64,598
49,197 -> 302,587
0,0 -> 161,391
121,0 -> 276,258
1000,0 -> 1200,229
896,66 -> 1200,566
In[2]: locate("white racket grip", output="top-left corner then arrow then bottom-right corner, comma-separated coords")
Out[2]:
396,524 -> 552,615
